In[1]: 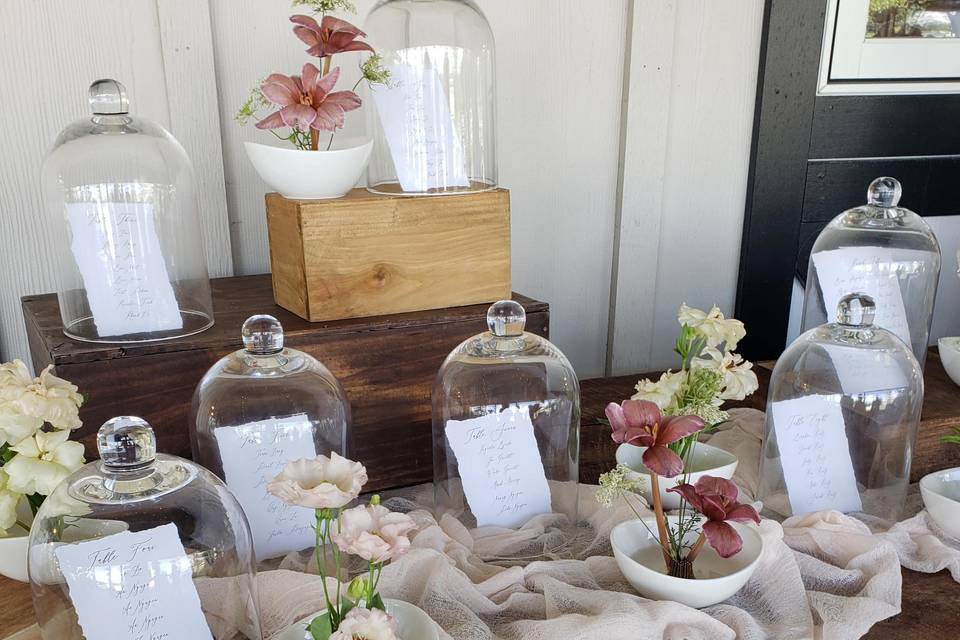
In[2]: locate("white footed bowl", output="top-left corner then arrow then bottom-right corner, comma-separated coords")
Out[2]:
920,467 -> 960,540
616,442 -> 738,509
611,516 -> 762,608
275,599 -> 439,640
244,137 -> 373,200
938,337 -> 960,387
0,530 -> 29,582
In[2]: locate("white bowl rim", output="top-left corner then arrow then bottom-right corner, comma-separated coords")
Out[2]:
286,598 -> 437,635
611,517 -> 763,585
244,136 -> 372,155
616,441 -> 738,471
937,336 -> 960,350
920,467 -> 960,504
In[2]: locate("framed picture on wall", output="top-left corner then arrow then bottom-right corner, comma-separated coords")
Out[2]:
820,0 -> 960,94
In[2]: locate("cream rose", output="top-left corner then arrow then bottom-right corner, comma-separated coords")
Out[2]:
329,607 -> 398,640
631,369 -> 684,410
267,453 -> 367,509
4,430 -> 86,496
16,365 -> 83,430
331,503 -> 416,563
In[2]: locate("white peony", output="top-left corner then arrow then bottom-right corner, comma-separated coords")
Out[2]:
329,607 -> 398,640
678,304 -> 746,351
0,469 -> 23,532
0,403 -> 43,446
4,430 -> 86,496
695,348 -> 758,402
631,370 -> 685,410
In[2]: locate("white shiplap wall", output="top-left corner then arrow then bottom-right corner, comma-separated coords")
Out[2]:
0,0 -> 766,379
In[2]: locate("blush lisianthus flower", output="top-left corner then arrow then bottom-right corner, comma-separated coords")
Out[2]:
331,502 -> 416,563
668,476 -> 760,558
267,452 -> 367,509
256,64 -> 361,133
605,400 -> 704,478
328,607 -> 398,640
290,14 -> 374,58
4,430 -> 85,496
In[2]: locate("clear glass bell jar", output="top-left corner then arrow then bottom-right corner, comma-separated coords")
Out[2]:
801,177 -> 940,368
759,294 -> 923,524
363,0 -> 497,196
40,78 -> 214,343
191,315 -> 350,563
29,417 -> 261,640
433,300 -> 580,555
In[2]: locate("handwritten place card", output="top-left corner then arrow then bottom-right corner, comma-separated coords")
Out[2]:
215,414 -> 318,561
820,343 -> 909,396
445,406 -> 552,528
55,522 -> 212,640
811,246 -> 930,348
67,202 -> 182,337
371,56 -> 470,192
769,395 -> 863,515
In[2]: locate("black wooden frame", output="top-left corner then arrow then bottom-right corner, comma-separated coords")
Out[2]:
735,0 -> 960,360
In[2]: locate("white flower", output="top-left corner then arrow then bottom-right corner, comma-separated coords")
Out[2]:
329,607 -> 398,640
15,366 -> 83,431
0,470 -> 23,532
678,304 -> 746,351
331,503 -> 416,563
266,453 -> 367,509
4,430 -> 86,496
0,360 -> 31,403
631,370 -> 684,410
695,348 -> 758,402
0,403 -> 43,446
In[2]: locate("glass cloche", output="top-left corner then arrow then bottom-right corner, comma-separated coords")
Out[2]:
190,315 -> 350,563
364,0 -> 497,195
28,417 -> 261,640
40,78 -> 214,343
759,294 -> 923,523
433,300 -> 580,553
801,177 -> 940,368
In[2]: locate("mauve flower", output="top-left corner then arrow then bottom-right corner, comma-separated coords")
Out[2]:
266,453 -> 367,509
668,476 -> 760,558
329,607 -> 398,640
290,14 -> 374,58
605,400 -> 704,478
331,503 -> 416,563
256,64 -> 361,132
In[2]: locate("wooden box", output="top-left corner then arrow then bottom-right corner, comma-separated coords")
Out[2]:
266,188 -> 512,322
22,275 -> 548,491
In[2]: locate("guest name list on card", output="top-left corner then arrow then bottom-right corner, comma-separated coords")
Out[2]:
66,202 -> 182,337
445,406 -> 552,528
55,522 -> 213,640
770,395 -> 862,515
216,414 -> 318,561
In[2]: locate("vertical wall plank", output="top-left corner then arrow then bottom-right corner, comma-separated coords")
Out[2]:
156,0 -> 234,278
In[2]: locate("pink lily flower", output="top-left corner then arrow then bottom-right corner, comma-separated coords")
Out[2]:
668,476 -> 760,558
604,399 -> 704,478
290,14 -> 374,58
256,64 -> 361,132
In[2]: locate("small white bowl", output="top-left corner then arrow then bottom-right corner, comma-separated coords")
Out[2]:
244,137 -> 373,200
938,337 -> 960,387
610,516 -> 762,608
920,467 -> 960,540
274,599 -> 439,640
616,442 -> 739,510
0,529 -> 29,582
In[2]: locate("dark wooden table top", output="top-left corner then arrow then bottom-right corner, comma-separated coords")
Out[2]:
2,358 -> 958,638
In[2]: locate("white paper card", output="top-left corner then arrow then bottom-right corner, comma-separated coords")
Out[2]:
54,522 -> 213,640
371,56 -> 470,192
445,407 -> 552,528
215,414 -> 318,561
67,202 -> 182,337
769,395 -> 863,515
821,343 -> 908,395
811,246 -> 930,348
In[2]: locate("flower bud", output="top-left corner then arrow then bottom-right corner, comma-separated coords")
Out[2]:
369,494 -> 381,506
347,576 -> 368,600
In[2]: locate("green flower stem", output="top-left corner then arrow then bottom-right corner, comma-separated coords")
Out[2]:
314,510 -> 336,625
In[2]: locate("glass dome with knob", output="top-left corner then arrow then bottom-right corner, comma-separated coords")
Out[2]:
363,0 -> 497,196
190,315 -> 350,563
40,79 -> 214,343
28,417 -> 261,639
802,176 -> 940,368
432,300 -> 580,555
759,293 -> 923,523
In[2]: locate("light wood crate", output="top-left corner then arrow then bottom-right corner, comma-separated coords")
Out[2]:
265,188 -> 512,321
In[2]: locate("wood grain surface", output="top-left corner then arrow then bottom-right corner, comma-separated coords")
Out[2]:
266,189 -> 512,322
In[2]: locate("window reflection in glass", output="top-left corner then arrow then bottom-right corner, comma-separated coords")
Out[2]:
866,0 -> 960,38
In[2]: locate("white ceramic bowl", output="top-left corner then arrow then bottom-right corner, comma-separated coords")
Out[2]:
0,529 -> 29,582
938,337 -> 960,387
616,442 -> 739,510
274,599 -> 439,640
244,137 -> 373,200
920,467 -> 960,540
610,516 -> 762,608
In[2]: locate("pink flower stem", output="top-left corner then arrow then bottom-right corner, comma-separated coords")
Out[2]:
648,474 -> 673,570
686,531 -> 707,564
